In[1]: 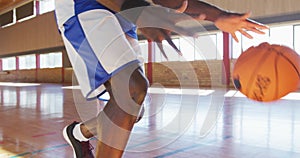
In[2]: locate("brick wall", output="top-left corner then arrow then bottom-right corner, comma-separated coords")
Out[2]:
0,60 -> 229,88
146,60 -> 228,88
0,68 -> 73,83
0,60 -> 298,90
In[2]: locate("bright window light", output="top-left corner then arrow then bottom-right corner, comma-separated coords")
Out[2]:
148,87 -> 214,96
0,82 -> 40,87
39,0 -> 55,14
2,57 -> 16,71
19,54 -> 36,70
40,52 -> 62,68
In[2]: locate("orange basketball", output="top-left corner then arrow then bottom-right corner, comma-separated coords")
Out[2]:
232,42 -> 300,102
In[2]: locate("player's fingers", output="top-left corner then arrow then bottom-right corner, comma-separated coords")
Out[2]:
156,42 -> 169,60
246,19 -> 269,30
155,29 -> 183,59
163,33 -> 182,55
247,27 -> 266,34
144,29 -> 169,60
253,24 -> 269,31
159,30 -> 182,55
239,29 -> 253,39
231,33 -> 239,42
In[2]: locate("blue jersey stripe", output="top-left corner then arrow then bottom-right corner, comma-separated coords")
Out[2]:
63,16 -> 110,90
74,0 -> 137,39
74,0 -> 112,15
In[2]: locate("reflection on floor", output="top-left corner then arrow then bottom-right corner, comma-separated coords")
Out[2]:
0,83 -> 299,158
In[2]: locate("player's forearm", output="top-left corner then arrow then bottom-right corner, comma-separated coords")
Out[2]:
187,0 -> 227,22
96,0 -> 153,12
152,0 -> 227,22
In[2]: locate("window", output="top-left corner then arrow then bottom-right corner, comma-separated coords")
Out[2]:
19,54 -> 36,70
2,57 -> 16,71
39,0 -> 55,14
40,52 -> 62,68
0,10 -> 13,27
153,38 -> 180,62
138,22 -> 300,61
179,37 -> 195,61
138,40 -> 148,63
270,25 -> 293,48
231,32 -> 242,59
294,25 -> 300,55
16,1 -> 34,22
195,34 -> 218,60
241,29 -> 270,51
232,25 -> 290,59
216,32 -> 224,60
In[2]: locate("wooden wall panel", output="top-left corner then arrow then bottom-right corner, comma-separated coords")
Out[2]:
147,60 -> 223,87
0,11 -> 63,56
0,0 -> 31,15
64,68 -> 75,83
0,68 -> 72,83
204,0 -> 300,18
37,68 -> 62,83
1,0 -> 300,57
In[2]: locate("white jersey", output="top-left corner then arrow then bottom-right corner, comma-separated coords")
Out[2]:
55,0 -> 140,100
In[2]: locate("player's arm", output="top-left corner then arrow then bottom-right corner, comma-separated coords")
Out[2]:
152,0 -> 223,22
153,0 -> 269,42
96,0 -> 204,59
183,0 -> 268,42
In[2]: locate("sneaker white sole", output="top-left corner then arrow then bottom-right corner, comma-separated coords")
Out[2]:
63,126 -> 77,158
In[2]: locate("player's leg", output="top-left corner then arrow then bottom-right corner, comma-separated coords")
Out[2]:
64,33 -> 145,142
62,29 -> 146,158
55,0 -> 145,156
65,71 -> 146,158
95,63 -> 148,157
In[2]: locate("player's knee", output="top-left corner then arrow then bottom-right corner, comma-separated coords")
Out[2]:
129,68 -> 149,105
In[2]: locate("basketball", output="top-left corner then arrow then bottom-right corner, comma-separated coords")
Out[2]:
232,42 -> 300,102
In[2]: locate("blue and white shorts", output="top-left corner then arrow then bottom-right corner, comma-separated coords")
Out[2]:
55,0 -> 141,100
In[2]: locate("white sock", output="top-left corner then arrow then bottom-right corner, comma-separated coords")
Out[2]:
73,123 -> 89,142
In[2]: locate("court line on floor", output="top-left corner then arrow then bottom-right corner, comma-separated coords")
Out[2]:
32,132 -> 57,138
154,144 -> 201,158
154,136 -> 232,158
126,136 -> 167,150
10,144 -> 69,158
9,136 -> 231,157
10,137 -> 98,157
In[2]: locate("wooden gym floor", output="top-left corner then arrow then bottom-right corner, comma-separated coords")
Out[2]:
0,83 -> 300,158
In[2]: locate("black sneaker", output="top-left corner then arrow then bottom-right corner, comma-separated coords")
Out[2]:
63,122 -> 94,158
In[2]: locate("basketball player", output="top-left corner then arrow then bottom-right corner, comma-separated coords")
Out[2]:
55,0 -> 268,157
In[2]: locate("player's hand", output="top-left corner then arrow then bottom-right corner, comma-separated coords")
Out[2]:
135,0 -> 205,59
136,1 -> 205,37
214,12 -> 268,42
138,27 -> 182,60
